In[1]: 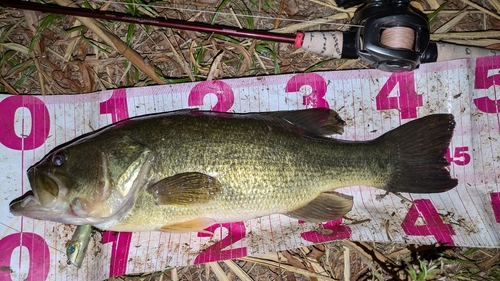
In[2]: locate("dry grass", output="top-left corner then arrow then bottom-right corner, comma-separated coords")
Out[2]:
3,0 -> 498,95
112,242 -> 500,280
1,0 -> 500,280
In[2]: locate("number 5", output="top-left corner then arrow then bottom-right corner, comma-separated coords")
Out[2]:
445,147 -> 471,166
473,56 -> 500,113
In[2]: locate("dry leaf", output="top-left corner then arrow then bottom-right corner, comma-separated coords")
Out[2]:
486,43 -> 500,50
52,70 -> 84,93
284,0 -> 300,15
307,245 -> 326,260
476,251 -> 500,270
223,42 -> 252,75
73,60 -> 95,92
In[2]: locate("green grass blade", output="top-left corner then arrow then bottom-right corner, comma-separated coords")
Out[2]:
428,3 -> 447,25
65,25 -> 86,34
29,13 -> 63,53
211,34 -> 241,45
126,23 -> 136,47
12,63 -> 37,89
80,35 -> 112,54
1,50 -> 19,73
212,0 -> 231,25
304,59 -> 335,72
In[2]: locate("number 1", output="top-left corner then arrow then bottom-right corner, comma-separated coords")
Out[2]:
101,231 -> 133,278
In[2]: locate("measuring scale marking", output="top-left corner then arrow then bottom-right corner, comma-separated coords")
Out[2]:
1,56 -> 499,280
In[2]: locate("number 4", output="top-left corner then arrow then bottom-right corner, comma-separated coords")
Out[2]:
401,199 -> 455,246
492,192 -> 500,223
376,72 -> 423,119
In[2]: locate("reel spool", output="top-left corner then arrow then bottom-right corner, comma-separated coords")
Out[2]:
339,0 -> 430,72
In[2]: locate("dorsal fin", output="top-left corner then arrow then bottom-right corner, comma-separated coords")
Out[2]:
261,108 -> 345,136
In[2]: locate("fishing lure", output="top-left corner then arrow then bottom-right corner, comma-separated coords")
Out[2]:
66,225 -> 94,268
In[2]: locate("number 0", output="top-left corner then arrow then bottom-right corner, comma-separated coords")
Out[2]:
0,96 -> 50,150
0,232 -> 50,281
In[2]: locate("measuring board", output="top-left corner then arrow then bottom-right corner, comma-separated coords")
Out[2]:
1,55 -> 500,280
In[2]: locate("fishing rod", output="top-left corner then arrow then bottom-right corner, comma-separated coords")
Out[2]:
1,0 -> 497,72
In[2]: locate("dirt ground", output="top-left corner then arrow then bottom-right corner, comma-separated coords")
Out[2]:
1,0 -> 499,280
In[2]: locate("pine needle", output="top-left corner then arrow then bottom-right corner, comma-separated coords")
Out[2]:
208,262 -> 230,281
223,260 -> 254,281
239,256 -> 338,280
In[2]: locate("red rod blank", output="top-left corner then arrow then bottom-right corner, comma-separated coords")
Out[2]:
1,0 -> 299,44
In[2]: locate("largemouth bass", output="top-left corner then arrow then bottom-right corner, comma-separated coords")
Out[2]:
10,108 -> 457,232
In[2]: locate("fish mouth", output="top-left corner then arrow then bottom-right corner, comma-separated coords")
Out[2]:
9,190 -> 39,215
10,172 -> 91,225
9,189 -> 71,221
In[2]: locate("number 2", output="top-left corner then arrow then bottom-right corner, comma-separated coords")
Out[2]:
188,81 -> 235,112
194,222 -> 247,264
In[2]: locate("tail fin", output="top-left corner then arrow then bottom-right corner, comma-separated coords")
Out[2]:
377,114 -> 458,193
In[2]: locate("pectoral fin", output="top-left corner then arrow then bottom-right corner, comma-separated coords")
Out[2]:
286,191 -> 353,222
160,218 -> 216,233
147,172 -> 222,205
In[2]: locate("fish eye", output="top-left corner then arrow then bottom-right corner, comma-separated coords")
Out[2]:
68,245 -> 76,253
52,150 -> 68,167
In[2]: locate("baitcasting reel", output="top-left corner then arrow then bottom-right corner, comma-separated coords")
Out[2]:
339,0 -> 431,72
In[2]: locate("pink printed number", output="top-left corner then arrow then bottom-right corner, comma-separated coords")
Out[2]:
473,56 -> 500,113
101,231 -> 133,278
194,222 -> 247,264
0,232 -> 50,281
285,73 -> 329,108
445,147 -> 471,166
299,219 -> 352,243
491,192 -> 500,223
188,80 -> 235,112
401,199 -> 455,246
376,72 -> 423,119
99,87 -> 133,279
100,89 -> 130,122
0,96 -> 50,150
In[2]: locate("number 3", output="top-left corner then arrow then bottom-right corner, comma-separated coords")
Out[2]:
285,73 -> 329,108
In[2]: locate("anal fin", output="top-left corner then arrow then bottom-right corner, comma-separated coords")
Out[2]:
285,191 -> 353,222
160,218 -> 216,233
